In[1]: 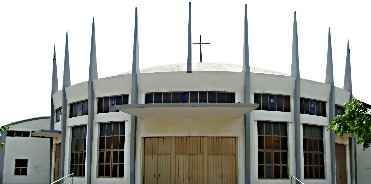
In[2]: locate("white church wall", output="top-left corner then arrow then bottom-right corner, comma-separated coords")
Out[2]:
300,79 -> 331,102
138,71 -> 245,104
357,145 -> 371,184
334,87 -> 351,105
93,75 -> 131,99
251,73 -> 295,96
10,117 -> 50,130
65,81 -> 88,104
3,137 -> 50,184
135,117 -> 246,184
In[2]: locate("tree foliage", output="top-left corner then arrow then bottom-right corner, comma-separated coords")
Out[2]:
329,99 -> 371,150
0,125 -> 11,149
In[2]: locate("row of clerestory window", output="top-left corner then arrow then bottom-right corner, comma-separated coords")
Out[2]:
145,91 -> 235,104
54,93 -> 346,122
254,93 -> 346,117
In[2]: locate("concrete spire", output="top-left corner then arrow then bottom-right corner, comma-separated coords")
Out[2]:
344,41 -> 352,93
132,7 -> 139,77
243,4 -> 249,73
243,4 -> 252,184
62,33 -> 71,88
130,7 -> 139,184
89,18 -> 98,81
326,28 -> 334,85
52,45 -> 58,94
291,11 -> 302,183
326,27 -> 336,184
291,12 -> 300,78
187,2 -> 192,73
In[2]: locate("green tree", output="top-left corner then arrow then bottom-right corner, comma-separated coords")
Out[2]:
329,99 -> 371,150
0,125 -> 11,149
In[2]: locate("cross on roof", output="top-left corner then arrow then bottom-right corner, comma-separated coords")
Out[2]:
193,35 -> 210,62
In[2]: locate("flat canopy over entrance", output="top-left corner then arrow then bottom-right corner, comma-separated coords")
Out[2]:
32,129 -> 61,139
115,103 -> 258,118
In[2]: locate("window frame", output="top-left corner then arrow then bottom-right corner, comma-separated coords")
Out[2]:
98,121 -> 125,178
97,95 -> 129,114
254,93 -> 291,112
300,98 -> 327,117
257,121 -> 289,179
14,159 -> 28,176
70,125 -> 87,177
303,124 -> 325,179
69,100 -> 88,118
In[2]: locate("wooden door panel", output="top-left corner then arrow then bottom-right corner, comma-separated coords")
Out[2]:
176,155 -> 190,184
144,155 -> 157,184
335,144 -> 347,184
144,137 -> 237,184
54,143 -> 61,183
158,155 -> 171,184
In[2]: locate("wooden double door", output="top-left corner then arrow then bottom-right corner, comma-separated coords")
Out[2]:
143,137 -> 237,184
335,143 -> 347,184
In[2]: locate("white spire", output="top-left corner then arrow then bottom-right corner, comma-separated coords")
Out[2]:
62,32 -> 71,88
132,7 -> 139,75
291,12 -> 300,78
52,45 -> 58,94
89,18 -> 98,81
243,4 -> 249,72
325,28 -> 334,85
344,41 -> 352,93
187,2 -> 192,73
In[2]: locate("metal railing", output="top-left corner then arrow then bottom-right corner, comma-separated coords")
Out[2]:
51,173 -> 74,184
290,175 -> 304,184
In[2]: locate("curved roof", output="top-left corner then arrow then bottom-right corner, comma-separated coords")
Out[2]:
122,63 -> 287,76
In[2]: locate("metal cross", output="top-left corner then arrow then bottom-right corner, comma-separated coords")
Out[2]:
193,35 -> 210,62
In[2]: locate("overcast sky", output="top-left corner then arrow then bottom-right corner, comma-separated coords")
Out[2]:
0,0 -> 370,126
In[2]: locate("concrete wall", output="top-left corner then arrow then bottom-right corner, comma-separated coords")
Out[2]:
46,70 -> 355,184
356,145 -> 371,184
3,118 -> 50,184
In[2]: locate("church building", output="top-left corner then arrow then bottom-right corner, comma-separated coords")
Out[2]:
1,2 -> 370,184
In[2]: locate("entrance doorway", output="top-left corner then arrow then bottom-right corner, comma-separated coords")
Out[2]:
54,143 -> 61,184
335,143 -> 347,184
143,137 -> 237,184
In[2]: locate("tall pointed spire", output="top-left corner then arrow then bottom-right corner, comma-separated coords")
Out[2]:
344,41 -> 352,93
63,33 -> 71,88
132,7 -> 139,76
291,12 -> 300,78
52,45 -> 58,94
326,28 -> 334,84
187,2 -> 192,73
243,4 -> 249,73
89,18 -> 98,81
292,11 -> 302,182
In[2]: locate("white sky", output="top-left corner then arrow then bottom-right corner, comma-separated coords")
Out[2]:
0,0 -> 370,126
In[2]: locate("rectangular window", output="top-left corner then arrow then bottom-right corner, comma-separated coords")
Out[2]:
144,91 -> 235,104
69,100 -> 88,118
97,95 -> 129,113
257,121 -> 288,179
335,105 -> 345,116
303,125 -> 325,179
14,159 -> 28,176
300,98 -> 326,117
254,93 -> 291,112
55,107 -> 62,123
70,125 -> 87,177
7,131 -> 30,137
98,122 -> 125,177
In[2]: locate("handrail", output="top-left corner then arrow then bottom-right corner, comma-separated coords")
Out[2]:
51,173 -> 74,184
290,175 -> 304,184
